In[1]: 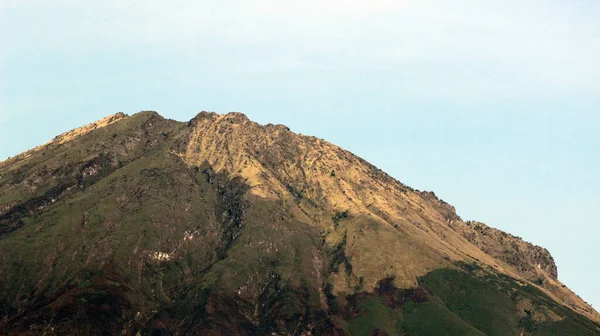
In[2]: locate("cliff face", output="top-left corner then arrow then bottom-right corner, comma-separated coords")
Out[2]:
417,192 -> 558,280
0,111 -> 598,335
459,221 -> 557,279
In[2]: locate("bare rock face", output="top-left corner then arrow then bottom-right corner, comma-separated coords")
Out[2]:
460,221 -> 558,279
419,191 -> 558,280
0,111 -> 598,335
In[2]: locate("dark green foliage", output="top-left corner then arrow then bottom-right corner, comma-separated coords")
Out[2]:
322,264 -> 600,336
332,210 -> 349,228
532,319 -> 600,336
418,267 -> 520,336
348,296 -> 401,336
413,264 -> 600,336
329,232 -> 353,276
286,184 -> 302,198
402,300 -> 486,336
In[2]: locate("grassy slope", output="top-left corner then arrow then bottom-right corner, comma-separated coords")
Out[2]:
0,112 -> 599,335
0,112 -> 332,335
338,263 -> 600,336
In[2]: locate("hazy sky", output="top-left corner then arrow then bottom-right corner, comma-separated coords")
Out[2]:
1,1 -> 599,310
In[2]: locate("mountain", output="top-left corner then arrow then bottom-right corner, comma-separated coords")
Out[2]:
0,111 -> 598,336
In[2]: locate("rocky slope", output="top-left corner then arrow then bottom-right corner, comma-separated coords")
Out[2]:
0,111 -> 598,335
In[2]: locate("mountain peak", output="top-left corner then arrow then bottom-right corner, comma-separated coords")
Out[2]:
0,112 -> 129,166
187,111 -> 250,127
223,111 -> 250,122
0,111 -> 598,335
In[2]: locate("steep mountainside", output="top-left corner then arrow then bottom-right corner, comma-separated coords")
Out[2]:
0,111 -> 598,335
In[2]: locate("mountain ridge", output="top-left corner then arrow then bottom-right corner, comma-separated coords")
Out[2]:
0,110 -> 598,335
176,111 -> 597,321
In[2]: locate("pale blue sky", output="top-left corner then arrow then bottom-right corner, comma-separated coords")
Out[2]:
1,1 -> 599,310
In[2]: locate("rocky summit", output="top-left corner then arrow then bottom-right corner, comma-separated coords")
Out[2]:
0,111 -> 598,335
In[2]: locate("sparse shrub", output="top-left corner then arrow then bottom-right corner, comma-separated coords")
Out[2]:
332,210 -> 349,228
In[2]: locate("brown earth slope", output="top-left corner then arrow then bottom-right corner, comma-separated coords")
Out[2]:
176,111 -> 599,322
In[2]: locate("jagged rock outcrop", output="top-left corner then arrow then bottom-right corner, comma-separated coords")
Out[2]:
459,221 -> 557,279
419,191 -> 558,278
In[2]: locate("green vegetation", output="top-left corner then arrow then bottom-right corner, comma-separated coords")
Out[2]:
332,263 -> 600,335
403,300 -> 485,336
349,296 -> 401,336
419,266 -> 520,336
0,112 -> 598,335
332,210 -> 349,228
